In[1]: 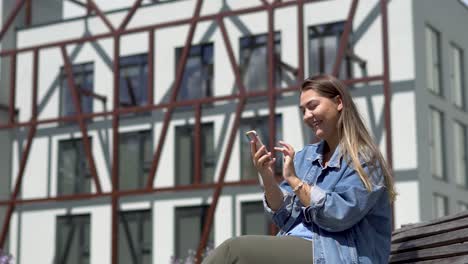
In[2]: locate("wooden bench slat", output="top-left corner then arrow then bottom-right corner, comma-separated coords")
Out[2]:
392,211 -> 468,235
391,227 -> 468,253
392,217 -> 468,243
413,254 -> 468,264
389,242 -> 468,263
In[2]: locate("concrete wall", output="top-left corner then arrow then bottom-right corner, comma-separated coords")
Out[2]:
412,0 -> 468,221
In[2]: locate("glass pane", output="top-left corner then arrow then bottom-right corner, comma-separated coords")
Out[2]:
451,46 -> 464,107
433,194 -> 448,218
118,210 -> 152,264
61,63 -> 94,117
177,44 -> 213,101
429,109 -> 444,179
58,141 -> 78,195
56,215 -> 90,264
119,134 -> 140,190
241,201 -> 269,235
454,122 -> 467,187
426,27 -> 440,94
243,46 -> 268,91
201,124 -> 215,184
175,126 -> 193,185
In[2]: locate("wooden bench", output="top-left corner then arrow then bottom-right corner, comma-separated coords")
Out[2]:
389,210 -> 468,263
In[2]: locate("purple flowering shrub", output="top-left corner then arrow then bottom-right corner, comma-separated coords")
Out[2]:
0,249 -> 12,264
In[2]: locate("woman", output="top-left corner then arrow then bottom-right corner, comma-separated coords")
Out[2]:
203,74 -> 396,263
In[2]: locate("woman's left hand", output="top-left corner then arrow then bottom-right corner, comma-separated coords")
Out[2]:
274,141 -> 298,181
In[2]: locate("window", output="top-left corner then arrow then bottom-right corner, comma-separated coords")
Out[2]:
433,193 -> 448,218
429,108 -> 445,180
57,138 -> 92,195
55,214 -> 90,264
241,201 -> 272,235
239,115 -> 283,180
458,201 -> 468,212
119,54 -> 149,108
175,205 -> 214,260
119,210 -> 152,264
175,43 -> 213,101
450,44 -> 464,108
240,32 -> 282,91
60,62 -> 94,117
308,21 -> 352,79
454,121 -> 467,188
175,123 -> 215,185
119,130 -> 152,190
425,25 -> 442,95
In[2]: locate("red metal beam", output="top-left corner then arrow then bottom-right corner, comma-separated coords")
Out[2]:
25,0 -> 32,26
332,0 -> 359,77
8,53 -> 17,125
111,35 -> 121,264
0,179 -> 260,207
0,124 -> 36,248
118,0 -> 144,31
145,0 -> 204,189
87,0 -> 116,32
0,0 -> 26,43
0,76 -> 386,131
61,46 -> 103,193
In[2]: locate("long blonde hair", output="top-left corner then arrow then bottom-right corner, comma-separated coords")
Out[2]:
301,74 -> 397,202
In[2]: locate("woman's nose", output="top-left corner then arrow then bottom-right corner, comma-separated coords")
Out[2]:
303,109 -> 313,120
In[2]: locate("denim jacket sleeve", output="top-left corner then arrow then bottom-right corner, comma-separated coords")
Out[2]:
263,181 -> 295,230
303,164 -> 387,232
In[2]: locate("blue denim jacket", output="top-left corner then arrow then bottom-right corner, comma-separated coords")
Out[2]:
264,141 -> 392,263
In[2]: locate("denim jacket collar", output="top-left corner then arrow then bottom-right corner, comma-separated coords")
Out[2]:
308,140 -> 342,169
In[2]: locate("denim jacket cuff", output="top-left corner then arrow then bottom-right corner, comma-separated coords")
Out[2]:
310,185 -> 327,206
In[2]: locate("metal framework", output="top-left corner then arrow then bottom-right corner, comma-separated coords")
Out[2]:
0,0 -> 393,263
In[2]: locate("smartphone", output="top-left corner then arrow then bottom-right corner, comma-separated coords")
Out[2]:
245,130 -> 265,150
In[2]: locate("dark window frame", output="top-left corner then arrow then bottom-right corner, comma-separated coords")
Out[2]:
174,122 -> 215,185
55,214 -> 91,264
57,137 -> 92,196
308,21 -> 353,79
240,200 -> 271,235
119,53 -> 149,108
239,32 -> 282,92
59,62 -> 94,120
174,205 -> 214,260
175,43 -> 214,103
119,130 -> 153,190
118,209 -> 152,264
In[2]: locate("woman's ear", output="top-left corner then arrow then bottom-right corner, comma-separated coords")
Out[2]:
335,95 -> 343,111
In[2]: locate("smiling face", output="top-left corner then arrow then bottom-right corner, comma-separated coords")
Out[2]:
299,88 -> 343,142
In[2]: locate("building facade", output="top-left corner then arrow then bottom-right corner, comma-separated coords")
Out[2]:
0,0 -> 467,263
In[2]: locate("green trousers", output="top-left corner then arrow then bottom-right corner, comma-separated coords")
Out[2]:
202,235 -> 313,264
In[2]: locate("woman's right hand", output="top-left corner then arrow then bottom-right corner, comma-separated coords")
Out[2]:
251,142 -> 276,178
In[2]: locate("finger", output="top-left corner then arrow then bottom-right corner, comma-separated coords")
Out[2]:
250,140 -> 257,156
257,153 -> 272,166
254,145 -> 267,161
278,141 -> 294,152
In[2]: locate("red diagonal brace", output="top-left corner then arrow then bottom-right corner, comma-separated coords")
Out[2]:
145,0 -> 204,189
0,124 -> 37,248
195,98 -> 247,263
87,0 -> 116,32
332,0 -> 359,77
118,0 -> 144,31
60,46 -> 103,194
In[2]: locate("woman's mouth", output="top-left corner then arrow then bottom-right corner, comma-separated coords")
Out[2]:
312,120 -> 321,128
